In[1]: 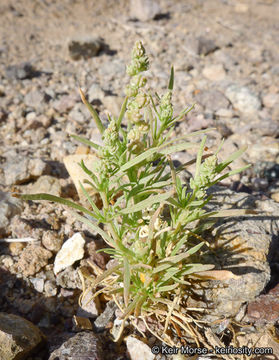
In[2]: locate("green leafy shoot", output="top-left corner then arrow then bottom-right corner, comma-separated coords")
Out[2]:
15,40 -> 253,346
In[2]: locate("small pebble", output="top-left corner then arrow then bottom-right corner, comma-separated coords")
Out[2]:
54,232 -> 85,274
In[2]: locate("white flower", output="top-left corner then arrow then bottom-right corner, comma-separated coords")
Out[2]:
139,225 -> 149,238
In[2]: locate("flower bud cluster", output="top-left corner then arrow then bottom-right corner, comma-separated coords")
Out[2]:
125,75 -> 147,98
95,157 -> 114,183
126,92 -> 149,125
125,42 -> 151,153
95,119 -> 120,182
126,41 -> 149,77
190,155 -> 218,199
102,119 -> 119,155
159,90 -> 173,124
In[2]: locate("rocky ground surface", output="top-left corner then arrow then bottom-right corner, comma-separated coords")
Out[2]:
0,0 -> 279,359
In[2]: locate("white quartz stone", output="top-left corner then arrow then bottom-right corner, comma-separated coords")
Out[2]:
54,232 -> 85,274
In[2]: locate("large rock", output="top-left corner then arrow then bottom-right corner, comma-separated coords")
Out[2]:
202,64 -> 226,81
2,152 -> 50,185
5,62 -> 37,80
24,90 -> 47,109
68,36 -> 103,60
17,244 -> 52,276
49,331 -> 103,360
130,0 -> 161,21
94,301 -> 117,331
63,153 -> 102,207
195,89 -> 230,112
0,313 -> 45,360
126,336 -> 155,360
225,84 -> 261,113
186,186 -> 275,320
55,266 -> 82,289
26,175 -> 62,196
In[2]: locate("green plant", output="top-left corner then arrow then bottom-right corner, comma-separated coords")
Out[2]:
17,41 -> 251,345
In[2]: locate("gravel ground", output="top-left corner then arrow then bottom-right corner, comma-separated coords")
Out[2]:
0,0 -> 279,359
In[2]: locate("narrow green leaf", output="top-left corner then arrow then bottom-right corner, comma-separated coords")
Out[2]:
157,283 -> 179,293
168,66 -> 174,90
128,181 -> 172,202
212,164 -> 251,185
216,146 -> 248,173
158,251 -> 193,265
167,197 -> 181,208
18,193 -> 96,219
163,128 -> 215,148
126,183 -> 145,201
82,179 -> 99,192
214,138 -> 225,155
180,263 -> 215,276
159,142 -> 196,155
70,134 -> 100,150
169,103 -> 195,125
152,262 -> 172,274
80,160 -> 99,187
159,242 -> 205,265
93,263 -> 122,288
120,147 -> 159,172
123,257 -> 130,307
159,267 -> 181,282
96,248 -> 118,255
79,88 -> 105,134
122,293 -> 143,318
120,190 -> 173,214
171,233 -> 189,256
67,209 -> 116,247
79,181 -> 104,221
206,209 -> 259,218
117,96 -> 128,128
185,241 -> 205,256
195,136 -> 207,180
171,276 -> 191,285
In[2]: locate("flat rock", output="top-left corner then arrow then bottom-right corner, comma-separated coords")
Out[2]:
52,93 -> 78,113
0,312 -> 45,360
17,244 -> 52,277
49,331 -> 103,360
94,301 -> 117,331
202,64 -> 226,81
88,83 -> 105,103
246,283 -> 279,324
24,90 -> 47,109
187,186 -> 276,320
42,230 -> 63,253
99,58 -> 126,79
63,153 -> 102,207
68,36 -> 103,60
26,175 -> 62,196
77,289 -> 99,318
195,89 -> 229,112
197,36 -> 218,56
262,93 -> 279,108
0,190 -> 23,236
55,266 -> 82,289
5,62 -> 37,80
130,0 -> 161,21
126,336 -> 155,360
54,232 -> 85,274
2,153 -> 50,185
225,84 -> 261,113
